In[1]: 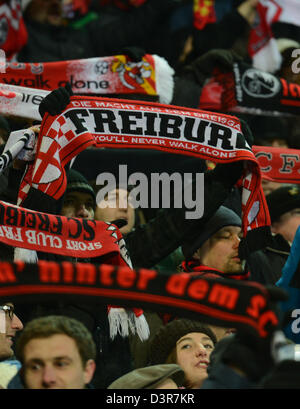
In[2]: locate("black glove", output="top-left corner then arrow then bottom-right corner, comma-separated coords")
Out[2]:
111,219 -> 128,229
209,160 -> 244,189
182,48 -> 243,86
39,83 -> 73,118
122,46 -> 146,62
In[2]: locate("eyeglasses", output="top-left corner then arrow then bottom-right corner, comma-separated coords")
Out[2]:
0,305 -> 15,320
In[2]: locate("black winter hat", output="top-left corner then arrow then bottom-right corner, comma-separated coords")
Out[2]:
266,185 -> 300,222
181,206 -> 242,260
149,319 -> 217,365
66,169 -> 96,204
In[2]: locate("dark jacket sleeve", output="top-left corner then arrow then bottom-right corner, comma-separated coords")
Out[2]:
201,361 -> 255,389
125,161 -> 243,268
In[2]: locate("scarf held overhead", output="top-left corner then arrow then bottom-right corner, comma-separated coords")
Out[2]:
253,145 -> 300,185
0,54 -> 174,104
0,84 -> 49,120
0,199 -> 129,260
18,96 -> 272,257
0,259 -> 280,340
216,61 -> 300,116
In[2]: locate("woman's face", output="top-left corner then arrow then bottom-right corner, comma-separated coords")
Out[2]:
175,332 -> 214,389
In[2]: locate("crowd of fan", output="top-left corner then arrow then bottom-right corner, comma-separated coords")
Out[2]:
0,0 -> 300,390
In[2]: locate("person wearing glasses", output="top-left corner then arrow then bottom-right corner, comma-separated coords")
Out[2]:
0,303 -> 23,361
0,303 -> 23,388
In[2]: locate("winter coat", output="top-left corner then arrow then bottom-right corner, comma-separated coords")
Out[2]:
247,234 -> 290,285
276,226 -> 300,343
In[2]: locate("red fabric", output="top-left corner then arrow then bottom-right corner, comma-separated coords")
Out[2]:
0,199 -> 125,260
180,260 -> 250,281
0,54 -> 157,96
0,0 -> 28,60
99,0 -> 146,10
248,1 -> 281,58
72,0 -> 91,15
18,96 -> 271,259
253,145 -> 300,185
193,0 -> 216,30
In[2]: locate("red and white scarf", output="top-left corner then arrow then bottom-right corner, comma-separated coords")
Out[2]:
17,96 -> 272,258
0,0 -> 27,61
253,145 -> 300,184
248,0 -> 300,73
248,0 -> 282,73
0,84 -> 49,120
0,54 -> 174,104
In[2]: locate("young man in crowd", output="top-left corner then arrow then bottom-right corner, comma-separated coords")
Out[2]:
15,315 -> 96,389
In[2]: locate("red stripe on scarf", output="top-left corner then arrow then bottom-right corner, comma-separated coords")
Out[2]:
0,260 -> 280,339
253,145 -> 300,184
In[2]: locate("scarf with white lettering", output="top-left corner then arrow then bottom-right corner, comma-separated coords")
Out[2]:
0,54 -> 174,104
253,145 -> 300,185
0,259 -> 282,341
215,61 -> 300,117
0,196 -> 148,340
0,84 -> 49,120
17,96 -> 272,258
0,199 -> 128,260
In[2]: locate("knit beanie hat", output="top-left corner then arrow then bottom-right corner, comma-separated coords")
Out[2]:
66,169 -> 96,204
181,206 -> 242,260
149,319 -> 217,365
266,185 -> 300,223
107,364 -> 185,389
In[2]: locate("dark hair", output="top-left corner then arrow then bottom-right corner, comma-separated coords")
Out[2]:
16,315 -> 96,366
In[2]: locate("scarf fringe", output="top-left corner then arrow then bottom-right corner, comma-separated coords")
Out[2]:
108,307 -> 150,341
153,54 -> 174,105
132,311 -> 150,341
14,247 -> 38,263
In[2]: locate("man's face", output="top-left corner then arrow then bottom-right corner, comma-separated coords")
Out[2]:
95,188 -> 135,235
195,226 -> 243,274
23,334 -> 95,389
272,208 -> 300,243
61,191 -> 95,219
0,303 -> 23,361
